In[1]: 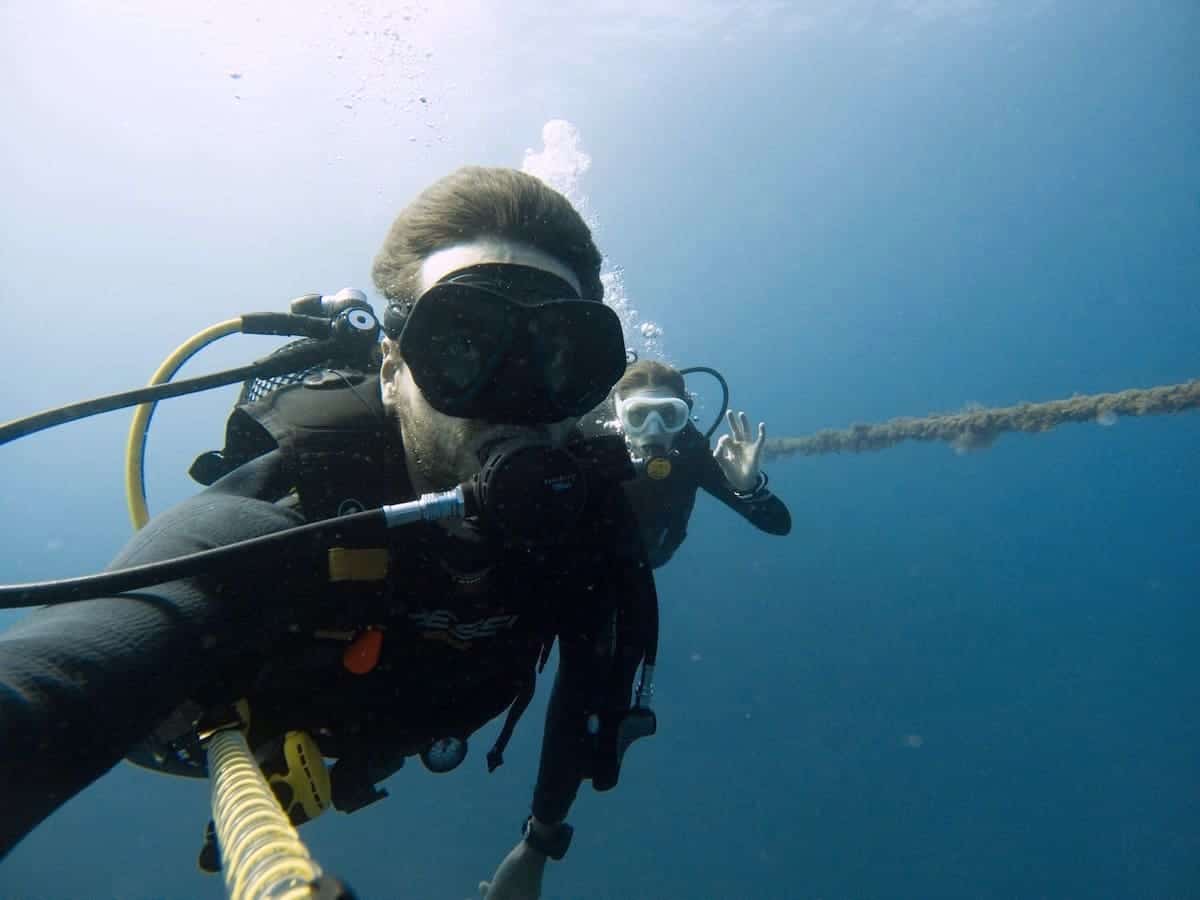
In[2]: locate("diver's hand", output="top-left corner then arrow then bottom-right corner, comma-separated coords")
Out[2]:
477,840 -> 548,900
714,409 -> 766,493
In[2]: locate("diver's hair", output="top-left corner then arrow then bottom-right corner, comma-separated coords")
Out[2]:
372,166 -> 604,302
613,360 -> 687,401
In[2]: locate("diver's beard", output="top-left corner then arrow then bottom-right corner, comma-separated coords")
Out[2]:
393,392 -> 463,494
403,430 -> 457,494
396,396 -> 559,494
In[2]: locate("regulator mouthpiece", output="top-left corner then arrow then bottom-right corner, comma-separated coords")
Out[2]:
467,437 -> 589,543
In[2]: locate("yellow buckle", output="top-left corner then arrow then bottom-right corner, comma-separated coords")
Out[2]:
327,547 -> 389,582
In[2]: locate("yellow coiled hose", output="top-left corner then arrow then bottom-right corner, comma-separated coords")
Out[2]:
207,729 -> 324,900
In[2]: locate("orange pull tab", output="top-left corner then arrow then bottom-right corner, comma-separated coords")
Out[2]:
343,629 -> 383,675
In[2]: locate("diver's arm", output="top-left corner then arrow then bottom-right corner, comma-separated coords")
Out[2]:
528,636 -> 591,827
0,580 -> 225,856
0,459 -> 304,857
480,607 -> 627,899
476,604 -> 592,899
481,482 -> 654,898
698,437 -> 792,536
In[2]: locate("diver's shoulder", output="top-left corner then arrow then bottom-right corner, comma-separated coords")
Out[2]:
246,370 -> 388,438
113,477 -> 303,569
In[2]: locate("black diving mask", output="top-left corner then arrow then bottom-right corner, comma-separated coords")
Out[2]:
390,264 -> 627,425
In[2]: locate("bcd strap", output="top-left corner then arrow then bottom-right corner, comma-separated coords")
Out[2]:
486,672 -> 537,772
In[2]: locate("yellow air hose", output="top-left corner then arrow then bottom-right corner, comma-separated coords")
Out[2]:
207,728 -> 326,900
125,319 -> 242,530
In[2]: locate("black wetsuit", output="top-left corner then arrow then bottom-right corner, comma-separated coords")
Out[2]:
581,420 -> 792,569
0,379 -> 654,857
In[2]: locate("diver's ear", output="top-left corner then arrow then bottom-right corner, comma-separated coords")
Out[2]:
379,338 -> 404,404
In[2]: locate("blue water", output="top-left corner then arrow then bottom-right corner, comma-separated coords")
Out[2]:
2,2 -> 1197,897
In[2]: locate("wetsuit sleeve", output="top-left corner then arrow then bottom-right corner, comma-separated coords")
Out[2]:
696,444 -> 792,536
0,453 -> 305,857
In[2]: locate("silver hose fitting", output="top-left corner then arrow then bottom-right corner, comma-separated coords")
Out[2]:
382,486 -> 466,529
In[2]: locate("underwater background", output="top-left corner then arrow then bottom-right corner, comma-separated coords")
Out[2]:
1,2 -> 1197,898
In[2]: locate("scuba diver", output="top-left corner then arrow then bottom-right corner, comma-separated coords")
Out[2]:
582,359 -> 791,569
0,167 -> 658,900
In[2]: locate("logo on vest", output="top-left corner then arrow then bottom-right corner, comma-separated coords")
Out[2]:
408,609 -> 520,650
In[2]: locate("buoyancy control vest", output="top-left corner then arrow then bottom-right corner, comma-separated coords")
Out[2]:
128,369 -> 658,810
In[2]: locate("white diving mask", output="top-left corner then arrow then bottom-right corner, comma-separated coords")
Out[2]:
615,394 -> 690,440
